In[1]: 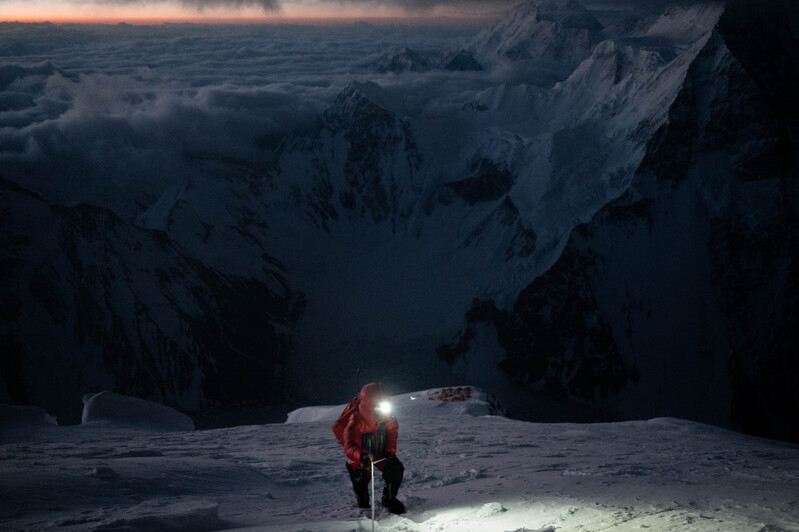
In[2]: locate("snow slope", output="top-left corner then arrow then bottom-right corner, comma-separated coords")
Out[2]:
1,389 -> 798,532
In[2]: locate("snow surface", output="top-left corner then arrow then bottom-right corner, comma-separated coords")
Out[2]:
2,388 -> 798,531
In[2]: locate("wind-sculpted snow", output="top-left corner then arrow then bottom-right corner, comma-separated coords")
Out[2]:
82,391 -> 195,432
1,390 -> 798,531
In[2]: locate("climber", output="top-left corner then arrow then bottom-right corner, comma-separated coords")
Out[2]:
333,382 -> 405,514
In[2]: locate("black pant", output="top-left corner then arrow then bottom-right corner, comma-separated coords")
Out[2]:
347,455 -> 404,502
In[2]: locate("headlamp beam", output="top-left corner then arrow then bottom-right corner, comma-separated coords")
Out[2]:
376,400 -> 392,415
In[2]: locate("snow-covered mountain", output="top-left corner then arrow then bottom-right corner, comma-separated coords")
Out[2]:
440,0 -> 799,442
470,0 -> 603,79
369,46 -> 432,74
1,0 -> 797,443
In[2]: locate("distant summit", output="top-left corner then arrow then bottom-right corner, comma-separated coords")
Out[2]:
472,0 -> 603,66
371,46 -> 431,73
326,80 -> 399,118
444,49 -> 484,71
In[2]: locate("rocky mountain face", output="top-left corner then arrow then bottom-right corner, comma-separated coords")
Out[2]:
444,50 -> 484,72
276,81 -> 424,229
0,176 -> 303,424
440,0 -> 799,442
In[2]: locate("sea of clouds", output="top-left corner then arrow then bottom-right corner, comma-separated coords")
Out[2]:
0,0 -> 676,215
0,21 -> 491,215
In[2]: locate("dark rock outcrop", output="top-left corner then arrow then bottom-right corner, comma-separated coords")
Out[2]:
0,176 -> 303,424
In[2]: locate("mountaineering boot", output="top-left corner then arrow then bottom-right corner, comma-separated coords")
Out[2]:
347,463 -> 370,509
381,484 -> 405,514
353,479 -> 370,509
355,494 -> 370,509
353,480 -> 369,508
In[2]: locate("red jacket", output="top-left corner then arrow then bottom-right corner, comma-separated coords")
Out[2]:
343,383 -> 398,467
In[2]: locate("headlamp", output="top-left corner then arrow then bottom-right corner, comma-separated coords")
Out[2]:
376,400 -> 392,416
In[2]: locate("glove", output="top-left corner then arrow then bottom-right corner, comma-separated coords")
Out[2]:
360,452 -> 372,470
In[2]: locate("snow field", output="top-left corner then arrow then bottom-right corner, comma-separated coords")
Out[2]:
1,388 -> 798,531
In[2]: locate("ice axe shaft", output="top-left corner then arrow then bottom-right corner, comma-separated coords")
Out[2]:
370,457 -> 386,532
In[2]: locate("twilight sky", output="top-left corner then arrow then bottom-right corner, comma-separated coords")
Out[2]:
0,0 -> 518,22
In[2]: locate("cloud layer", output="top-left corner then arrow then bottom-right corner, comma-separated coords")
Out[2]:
177,0 -> 280,8
0,0 -> 520,15
222,0 -> 515,6
0,22 -> 489,216
302,0 -> 517,12
57,0 -> 283,10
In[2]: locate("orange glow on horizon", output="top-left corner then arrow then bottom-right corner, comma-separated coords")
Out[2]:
0,15 -> 486,26
0,1 -> 495,25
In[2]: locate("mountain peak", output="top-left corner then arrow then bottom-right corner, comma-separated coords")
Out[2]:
472,0 -> 603,68
371,45 -> 431,73
444,49 -> 484,71
330,80 -> 398,117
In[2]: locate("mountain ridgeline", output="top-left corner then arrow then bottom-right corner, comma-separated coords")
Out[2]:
1,0 -> 797,442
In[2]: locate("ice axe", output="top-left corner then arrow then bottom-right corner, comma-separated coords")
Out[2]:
370,456 -> 386,532
368,401 -> 393,529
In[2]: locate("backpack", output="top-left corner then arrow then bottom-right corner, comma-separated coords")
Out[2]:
332,396 -> 359,445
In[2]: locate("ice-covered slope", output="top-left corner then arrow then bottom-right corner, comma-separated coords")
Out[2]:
441,0 -> 799,442
1,390 -> 798,531
264,1 -> 731,414
259,80 -> 547,403
472,0 -> 603,63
